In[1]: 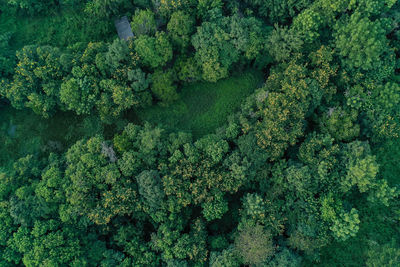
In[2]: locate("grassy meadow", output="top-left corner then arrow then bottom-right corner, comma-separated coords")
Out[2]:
138,70 -> 264,138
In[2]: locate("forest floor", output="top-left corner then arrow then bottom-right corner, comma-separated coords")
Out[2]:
137,69 -> 264,138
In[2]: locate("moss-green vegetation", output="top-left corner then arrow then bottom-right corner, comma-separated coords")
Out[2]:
0,106 -> 104,166
0,0 -> 399,266
0,6 -> 114,50
138,70 -> 264,138
375,138 -> 400,186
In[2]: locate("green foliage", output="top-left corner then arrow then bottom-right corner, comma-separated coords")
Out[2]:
375,138 -> 400,185
151,69 -> 179,104
330,208 -> 361,241
317,107 -> 360,142
367,179 -> 399,206
167,11 -> 195,50
136,170 -> 164,209
234,224 -> 275,266
134,32 -> 173,69
151,219 -> 208,264
131,9 -> 157,36
64,136 -> 138,224
174,56 -> 201,83
0,0 -> 399,266
2,45 -> 64,117
58,41 -> 150,123
154,0 -> 196,18
267,25 -> 303,62
139,70 -> 263,138
243,0 -> 314,24
265,248 -> 301,267
368,82 -> 400,140
209,246 -> 240,267
196,0 -> 223,20
201,192 -> 228,221
341,141 -> 379,193
84,0 -> 126,19
7,0 -> 59,16
0,31 -> 15,76
105,38 -> 130,72
192,14 -> 268,82
334,12 -> 391,71
60,77 -> 96,115
366,239 -> 400,267
292,7 -> 323,43
240,61 -> 310,160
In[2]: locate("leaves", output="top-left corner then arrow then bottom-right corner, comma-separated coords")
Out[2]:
334,12 -> 390,71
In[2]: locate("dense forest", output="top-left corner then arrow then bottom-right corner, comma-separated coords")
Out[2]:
0,0 -> 399,266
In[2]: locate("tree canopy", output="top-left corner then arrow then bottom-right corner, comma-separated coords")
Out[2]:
0,0 -> 399,266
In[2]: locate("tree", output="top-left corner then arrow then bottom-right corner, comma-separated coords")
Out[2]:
10,220 -> 86,267
209,246 -> 240,267
105,39 -> 131,72
34,154 -> 66,215
317,106 -> 360,142
113,224 -> 160,266
167,11 -> 195,51
192,14 -> 267,82
341,141 -> 379,193
127,68 -> 151,94
155,0 -> 196,18
239,61 -> 311,160
297,133 -> 340,192
136,170 -> 165,210
238,193 -> 284,235
334,12 -> 391,71
59,42 -> 108,116
95,79 -> 137,123
131,9 -> 157,36
7,0 -> 59,15
196,0 -> 223,20
243,0 -> 314,24
174,56 -> 201,83
367,82 -> 400,140
3,45 -> 64,117
58,41 -> 149,122
84,0 -> 126,19
330,208 -> 360,241
60,77 -> 98,115
134,32 -> 173,69
366,239 -> 400,267
151,219 -> 208,264
151,69 -> 178,104
63,136 -> 139,225
367,179 -> 399,206
292,7 -> 323,43
265,248 -> 302,267
267,25 -> 303,62
287,216 -> 330,256
234,224 -> 275,266
201,192 -> 228,221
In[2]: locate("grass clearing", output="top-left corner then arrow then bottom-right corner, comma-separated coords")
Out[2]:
138,69 -> 264,138
0,105 -> 105,166
0,7 -> 115,50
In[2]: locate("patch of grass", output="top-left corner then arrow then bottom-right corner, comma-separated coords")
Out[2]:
0,6 -> 115,51
374,138 -> 400,185
138,70 -> 264,138
0,105 -> 104,166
